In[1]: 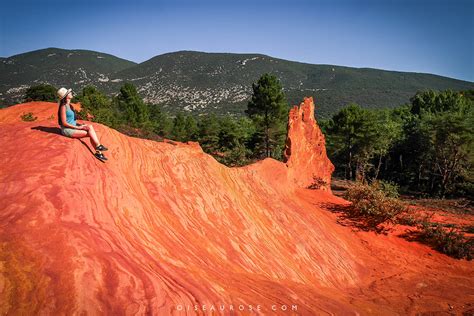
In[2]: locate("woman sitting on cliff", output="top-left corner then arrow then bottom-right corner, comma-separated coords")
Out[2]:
57,87 -> 108,160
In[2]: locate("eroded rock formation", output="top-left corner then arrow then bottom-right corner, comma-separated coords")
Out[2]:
284,97 -> 334,190
0,101 -> 472,315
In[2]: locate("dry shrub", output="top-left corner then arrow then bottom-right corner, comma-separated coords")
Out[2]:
20,112 -> 37,122
344,182 -> 407,230
307,176 -> 328,190
417,221 -> 473,260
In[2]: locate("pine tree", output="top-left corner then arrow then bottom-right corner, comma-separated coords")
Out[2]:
77,86 -> 117,127
184,115 -> 198,141
114,83 -> 149,127
245,73 -> 288,159
171,112 -> 187,141
197,113 -> 221,153
149,104 -> 172,137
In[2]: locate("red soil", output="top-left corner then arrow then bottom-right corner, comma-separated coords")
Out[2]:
0,99 -> 472,315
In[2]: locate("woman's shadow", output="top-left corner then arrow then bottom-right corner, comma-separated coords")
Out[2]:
31,126 -> 100,160
31,126 -> 62,135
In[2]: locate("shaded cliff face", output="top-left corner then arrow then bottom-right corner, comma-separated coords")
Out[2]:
0,101 -> 473,315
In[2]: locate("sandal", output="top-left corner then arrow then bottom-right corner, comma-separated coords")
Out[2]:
94,152 -> 108,161
96,144 -> 108,151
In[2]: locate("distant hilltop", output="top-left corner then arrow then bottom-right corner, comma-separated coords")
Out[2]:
1,47 -> 473,117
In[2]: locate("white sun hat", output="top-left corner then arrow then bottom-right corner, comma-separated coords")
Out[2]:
57,87 -> 73,100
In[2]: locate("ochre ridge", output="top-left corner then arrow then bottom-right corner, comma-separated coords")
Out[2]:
0,100 -> 472,315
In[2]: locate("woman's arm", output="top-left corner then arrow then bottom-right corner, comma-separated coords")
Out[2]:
60,105 -> 81,129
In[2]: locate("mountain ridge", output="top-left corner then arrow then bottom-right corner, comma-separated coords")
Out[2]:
1,48 -> 473,117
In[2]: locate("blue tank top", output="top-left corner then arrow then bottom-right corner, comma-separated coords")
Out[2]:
64,104 -> 76,126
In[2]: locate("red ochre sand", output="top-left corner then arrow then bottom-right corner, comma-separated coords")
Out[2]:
0,98 -> 473,315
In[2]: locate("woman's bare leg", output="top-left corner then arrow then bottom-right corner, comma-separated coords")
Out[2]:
86,125 -> 100,148
70,130 -> 89,139
69,126 -> 99,148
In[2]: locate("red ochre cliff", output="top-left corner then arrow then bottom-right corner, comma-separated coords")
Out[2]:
0,99 -> 473,315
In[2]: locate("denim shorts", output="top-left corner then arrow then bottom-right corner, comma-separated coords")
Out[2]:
61,127 -> 77,137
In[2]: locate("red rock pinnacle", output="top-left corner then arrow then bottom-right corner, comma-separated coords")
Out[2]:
284,97 -> 334,190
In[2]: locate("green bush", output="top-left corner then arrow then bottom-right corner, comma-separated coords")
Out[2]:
397,210 -> 433,227
417,221 -> 473,260
371,180 -> 400,198
20,112 -> 37,122
344,182 -> 407,230
23,84 -> 57,102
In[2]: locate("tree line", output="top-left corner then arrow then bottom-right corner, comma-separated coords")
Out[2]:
24,82 -> 473,199
321,90 -> 473,198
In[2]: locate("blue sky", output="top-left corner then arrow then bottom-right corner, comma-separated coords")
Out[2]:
1,0 -> 473,81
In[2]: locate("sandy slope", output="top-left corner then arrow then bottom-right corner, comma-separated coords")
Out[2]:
0,100 -> 472,315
